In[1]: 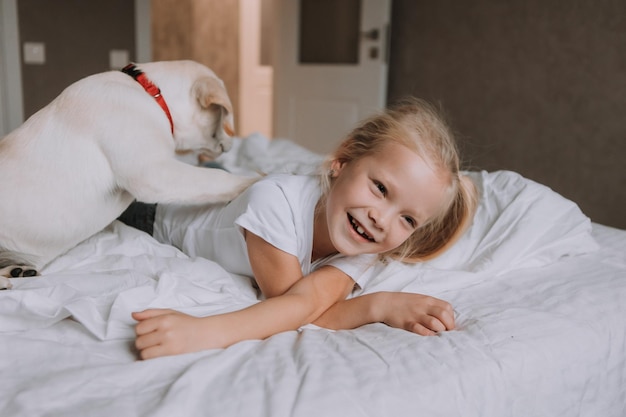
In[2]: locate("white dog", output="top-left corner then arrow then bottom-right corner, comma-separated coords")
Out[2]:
0,60 -> 256,289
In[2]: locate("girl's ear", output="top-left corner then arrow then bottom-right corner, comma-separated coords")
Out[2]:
330,160 -> 344,177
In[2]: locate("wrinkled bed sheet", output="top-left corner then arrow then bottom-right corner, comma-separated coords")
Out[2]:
0,135 -> 624,417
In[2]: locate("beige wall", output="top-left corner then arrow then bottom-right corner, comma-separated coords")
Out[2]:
388,0 -> 626,229
152,0 -> 240,129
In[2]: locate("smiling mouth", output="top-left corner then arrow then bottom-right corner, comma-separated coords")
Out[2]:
348,214 -> 375,242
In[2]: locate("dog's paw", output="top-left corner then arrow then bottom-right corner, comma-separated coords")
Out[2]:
0,265 -> 39,278
0,265 -> 39,289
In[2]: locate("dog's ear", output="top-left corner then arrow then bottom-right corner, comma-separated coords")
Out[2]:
193,77 -> 235,135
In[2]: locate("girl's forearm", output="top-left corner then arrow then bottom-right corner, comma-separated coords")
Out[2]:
209,293 -> 378,348
196,269 -> 355,348
135,267 -> 358,359
202,293 -> 320,347
314,291 -> 457,335
313,292 -> 388,330
134,291 -> 331,359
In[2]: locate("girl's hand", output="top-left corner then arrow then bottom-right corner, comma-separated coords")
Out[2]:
133,309 -> 228,360
376,292 -> 455,336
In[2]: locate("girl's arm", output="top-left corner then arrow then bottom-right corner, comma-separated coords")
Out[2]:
133,265 -> 355,359
245,230 -> 455,335
134,231 -> 454,359
244,231 -> 304,297
312,291 -> 455,335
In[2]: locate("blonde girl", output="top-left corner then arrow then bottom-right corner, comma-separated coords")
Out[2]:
129,97 -> 476,359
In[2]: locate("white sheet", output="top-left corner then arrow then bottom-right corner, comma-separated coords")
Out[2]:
1,135 -> 624,417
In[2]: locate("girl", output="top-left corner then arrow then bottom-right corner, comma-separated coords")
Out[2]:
127,97 -> 476,360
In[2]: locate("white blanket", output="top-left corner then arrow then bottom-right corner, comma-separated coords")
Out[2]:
1,135 -> 624,417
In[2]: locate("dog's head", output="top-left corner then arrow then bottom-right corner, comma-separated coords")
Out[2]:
150,60 -> 236,159
189,75 -> 236,159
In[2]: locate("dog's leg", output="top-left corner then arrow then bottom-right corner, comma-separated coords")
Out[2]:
124,160 -> 258,205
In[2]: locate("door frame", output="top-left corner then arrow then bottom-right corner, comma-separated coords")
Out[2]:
239,0 -> 273,138
0,0 -> 23,136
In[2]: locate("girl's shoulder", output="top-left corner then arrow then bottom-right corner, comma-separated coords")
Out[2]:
234,174 -> 321,259
239,173 -> 321,229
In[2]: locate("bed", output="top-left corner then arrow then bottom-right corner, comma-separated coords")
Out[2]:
1,134 -> 625,417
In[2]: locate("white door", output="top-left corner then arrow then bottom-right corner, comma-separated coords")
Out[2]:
273,0 -> 391,154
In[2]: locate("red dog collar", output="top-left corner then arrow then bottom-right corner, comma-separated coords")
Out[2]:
121,63 -> 174,135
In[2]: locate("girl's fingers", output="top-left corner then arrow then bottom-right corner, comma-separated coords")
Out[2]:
410,322 -> 436,336
425,304 -> 455,330
138,344 -> 168,360
134,311 -> 176,336
132,309 -> 188,360
135,330 -> 164,351
132,308 -> 174,321
437,308 -> 455,330
421,315 -> 446,333
135,318 -> 159,336
409,314 -> 448,335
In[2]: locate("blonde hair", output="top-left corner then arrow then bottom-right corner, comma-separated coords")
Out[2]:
320,97 -> 476,263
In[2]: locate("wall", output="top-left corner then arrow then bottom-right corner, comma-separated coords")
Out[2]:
151,0 -> 240,128
388,0 -> 626,229
17,0 -> 136,118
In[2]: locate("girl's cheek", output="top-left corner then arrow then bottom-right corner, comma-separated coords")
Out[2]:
397,229 -> 413,246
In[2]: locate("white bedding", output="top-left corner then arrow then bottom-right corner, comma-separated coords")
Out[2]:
1,135 -> 625,417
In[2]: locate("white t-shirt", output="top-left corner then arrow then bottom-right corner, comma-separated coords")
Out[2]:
153,174 -> 378,290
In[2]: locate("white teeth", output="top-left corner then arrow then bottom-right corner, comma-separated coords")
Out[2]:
348,214 -> 374,242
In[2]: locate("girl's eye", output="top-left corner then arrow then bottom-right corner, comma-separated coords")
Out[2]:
404,216 -> 417,228
374,180 -> 387,196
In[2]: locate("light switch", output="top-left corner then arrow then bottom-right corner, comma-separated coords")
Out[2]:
23,42 -> 45,64
109,49 -> 129,70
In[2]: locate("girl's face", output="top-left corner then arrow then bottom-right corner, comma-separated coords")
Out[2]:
322,141 -> 449,257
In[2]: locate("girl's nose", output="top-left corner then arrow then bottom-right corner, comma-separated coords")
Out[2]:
368,207 -> 388,230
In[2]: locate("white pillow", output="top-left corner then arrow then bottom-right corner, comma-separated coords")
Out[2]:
422,170 -> 599,274
356,170 -> 599,296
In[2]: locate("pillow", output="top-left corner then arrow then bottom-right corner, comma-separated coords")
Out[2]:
402,171 -> 598,275
216,133 -> 325,176
422,170 -> 599,274
355,170 -> 599,296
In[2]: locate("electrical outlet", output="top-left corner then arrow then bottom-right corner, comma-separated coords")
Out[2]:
23,42 -> 45,64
